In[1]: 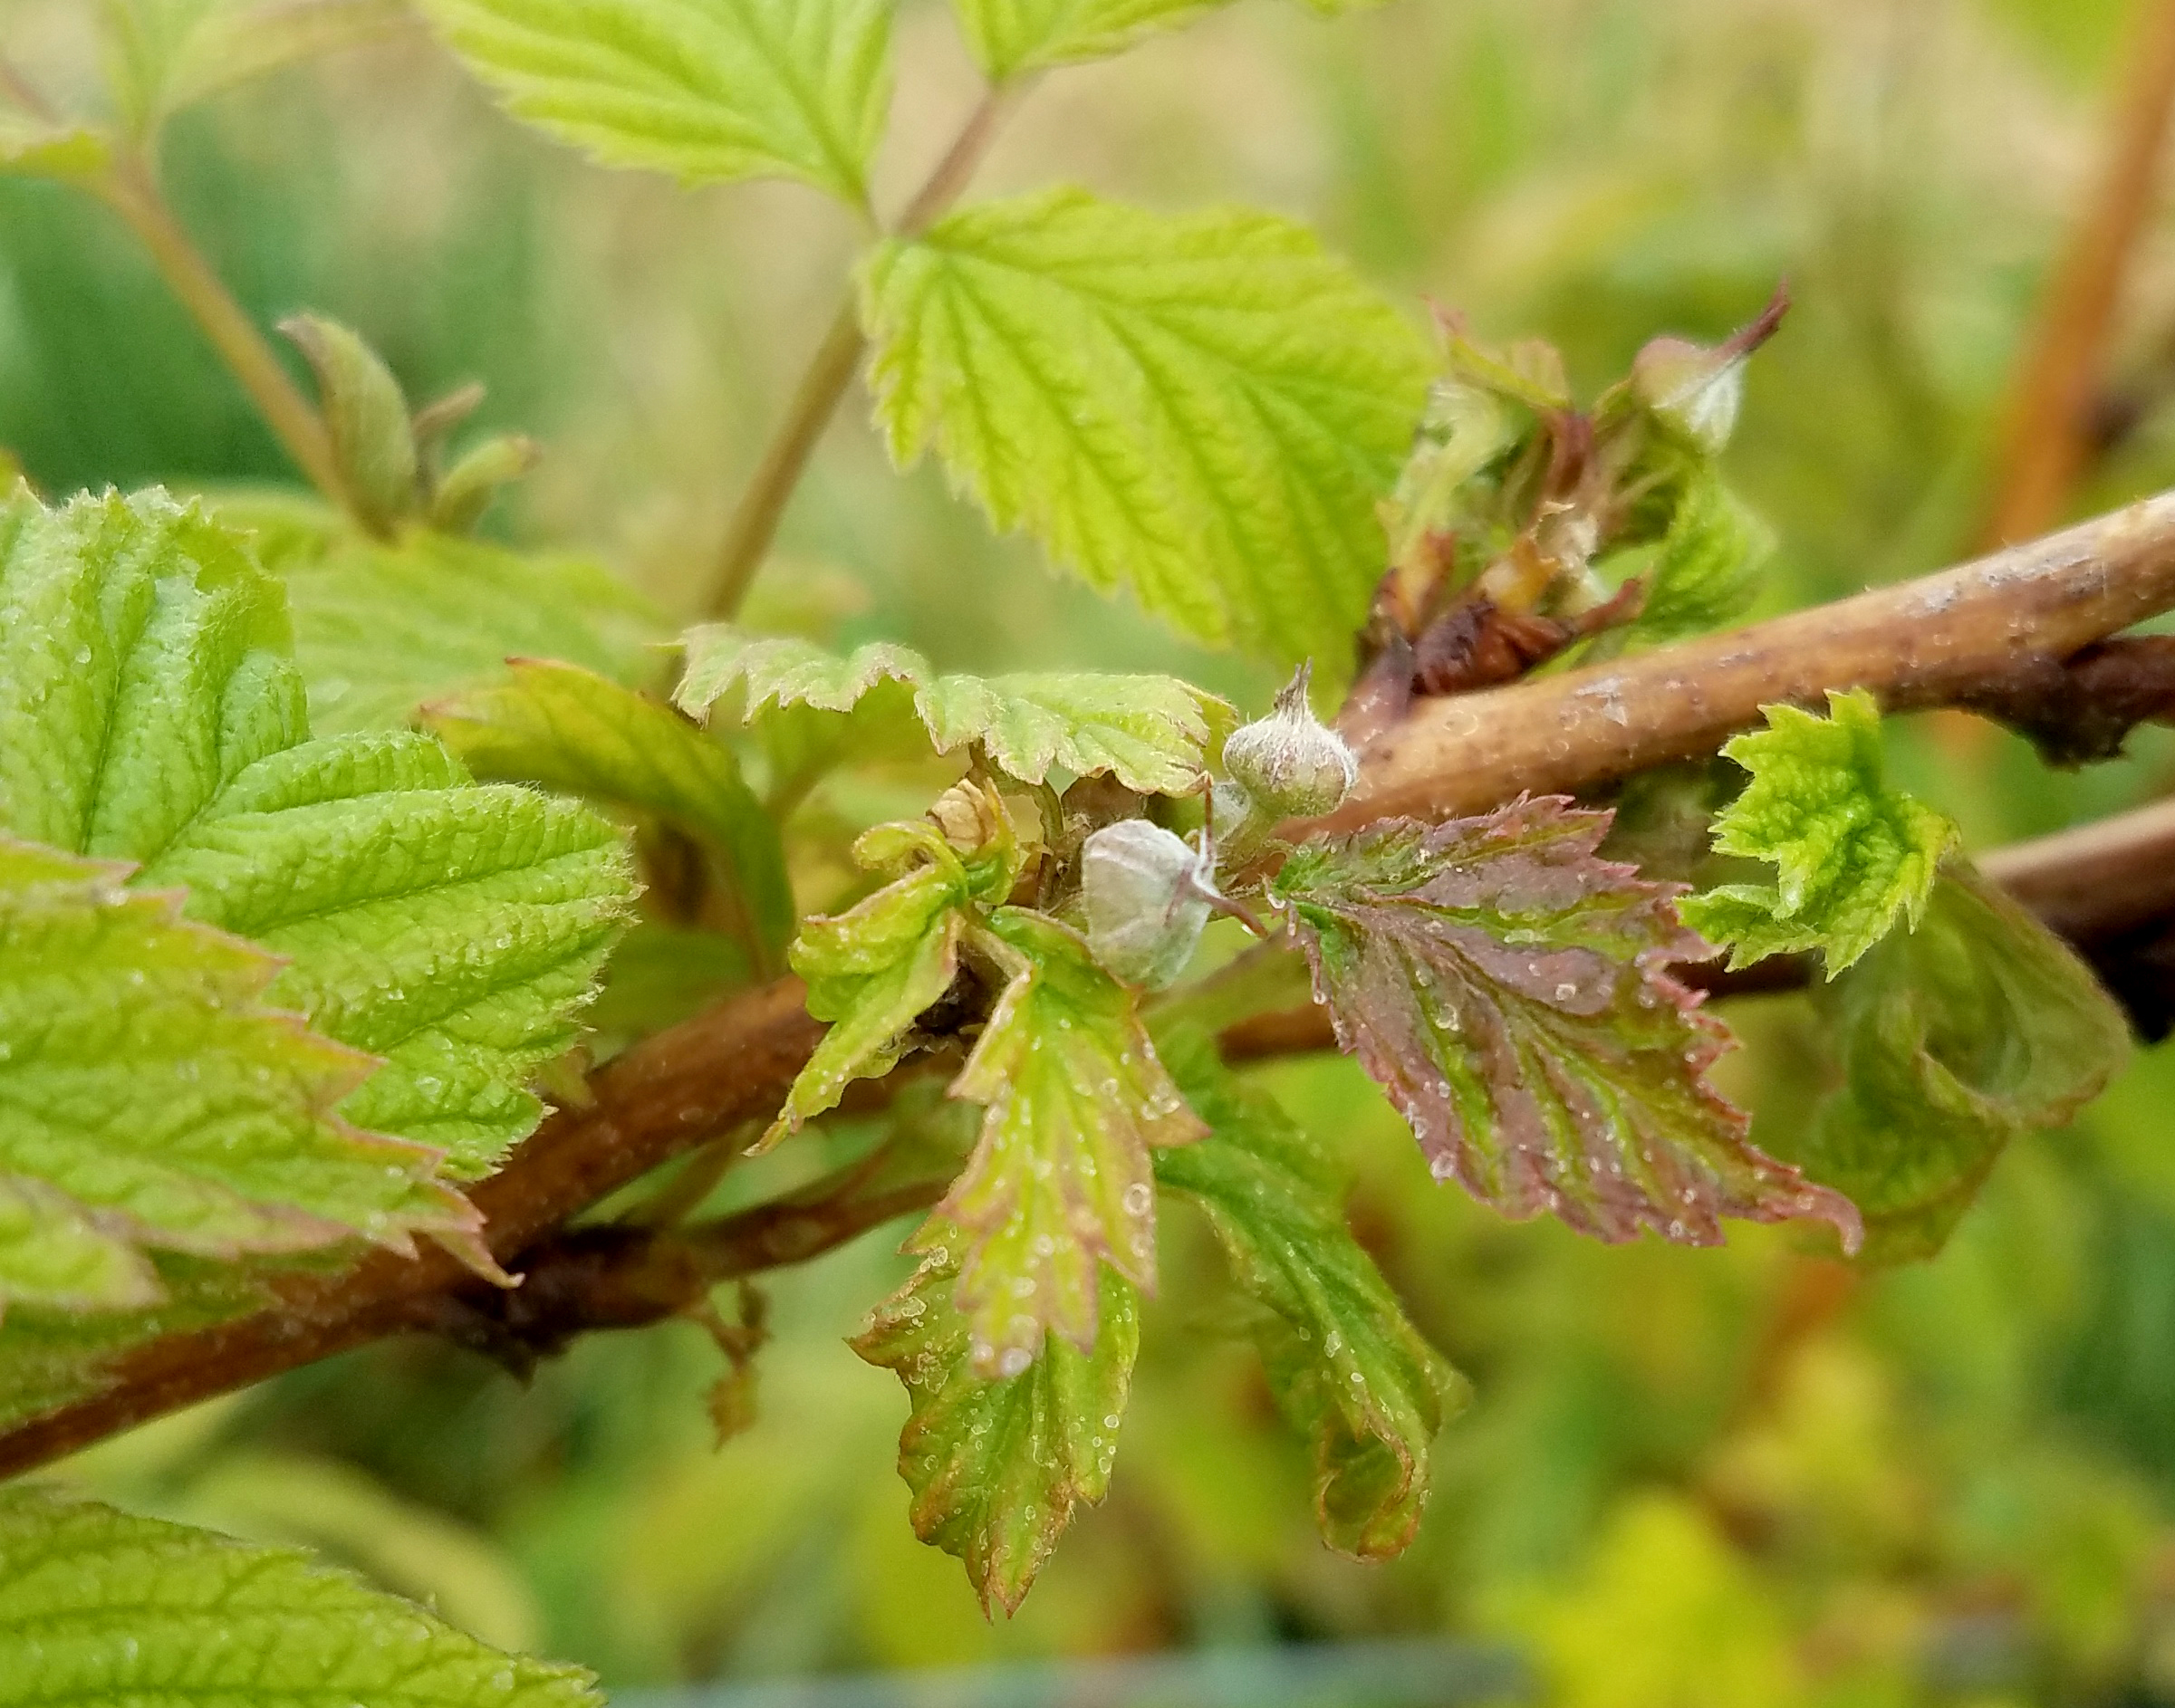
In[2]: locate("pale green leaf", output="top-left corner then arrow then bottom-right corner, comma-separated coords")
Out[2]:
853,1234 -> 1137,1615
1272,798 -> 1864,1252
417,0 -> 893,205
148,0 -> 412,121
677,624 -> 1233,795
1156,1033 -> 1465,1558
929,907 -> 1204,1375
1683,689 -> 1958,974
766,812 -> 1017,1145
861,188 -> 1432,662
1605,465 -> 1772,651
0,488 -> 639,1176
425,658 -> 794,968
1785,864 -> 2130,1262
0,115 -> 111,180
214,502 -> 667,735
0,1487 -> 599,1707
952,0 -> 1383,79
0,840 -> 477,1316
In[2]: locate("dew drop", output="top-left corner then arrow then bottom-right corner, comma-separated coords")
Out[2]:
1121,1182 -> 1152,1215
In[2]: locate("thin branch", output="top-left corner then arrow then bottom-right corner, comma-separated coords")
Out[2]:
1979,0 -> 2175,548
93,155 -> 346,504
699,88 -> 1019,622
1323,492 -> 2175,829
701,298 -> 869,621
13,496 -> 2175,1474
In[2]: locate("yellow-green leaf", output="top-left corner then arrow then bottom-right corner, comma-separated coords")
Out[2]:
861,188 -> 1432,663
417,0 -> 893,206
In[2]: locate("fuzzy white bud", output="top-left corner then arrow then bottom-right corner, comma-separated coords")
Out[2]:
1082,820 -> 1213,990
1219,662 -> 1357,820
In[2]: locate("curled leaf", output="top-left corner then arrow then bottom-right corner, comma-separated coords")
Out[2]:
1685,690 -> 1958,975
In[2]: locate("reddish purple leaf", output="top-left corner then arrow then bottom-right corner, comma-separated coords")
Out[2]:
1270,798 -> 1862,1252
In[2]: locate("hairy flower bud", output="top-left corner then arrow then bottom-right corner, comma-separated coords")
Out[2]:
1082,819 -> 1214,990
1220,662 -> 1357,820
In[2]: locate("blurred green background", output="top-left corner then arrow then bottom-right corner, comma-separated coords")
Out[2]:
9,0 -> 2175,1702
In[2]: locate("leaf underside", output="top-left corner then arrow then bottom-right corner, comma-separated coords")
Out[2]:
676,624 -> 1233,796
0,1487 -> 601,1708
1157,1033 -> 1465,1558
861,187 -> 1432,663
1272,798 -> 1863,1252
853,1237 -> 1139,1617
1788,864 -> 2130,1263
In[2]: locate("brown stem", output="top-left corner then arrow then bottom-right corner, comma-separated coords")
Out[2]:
1323,492 -> 2175,829
1979,0 -> 2175,549
699,89 -> 1018,622
13,497 -> 2175,1475
93,155 -> 345,504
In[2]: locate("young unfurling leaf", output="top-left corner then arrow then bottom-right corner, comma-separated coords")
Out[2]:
0,1487 -> 600,1708
416,0 -> 892,206
931,908 -> 1204,1375
424,659 -> 795,968
1785,865 -> 2129,1262
1156,1035 -> 1465,1558
852,1233 -> 1138,1616
279,313 -> 419,537
0,840 -> 477,1316
765,826 -> 982,1148
677,625 -> 1232,796
1271,798 -> 1863,1252
1684,690 -> 1957,974
861,188 -> 1431,663
1,488 -> 637,1177
1602,465 -> 1772,653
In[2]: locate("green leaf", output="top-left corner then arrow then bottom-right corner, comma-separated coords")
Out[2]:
1607,465 -> 1772,651
217,504 -> 668,735
951,0 -> 1383,79
861,187 -> 1432,662
416,0 -> 892,206
1,488 -> 639,1176
0,115 -> 111,180
1684,690 -> 1958,975
0,840 -> 477,1316
929,907 -> 1204,1375
767,824 -> 976,1147
281,313 -> 419,537
111,0 -> 411,126
677,624 -> 1233,796
1271,798 -> 1864,1252
1787,865 -> 2130,1262
1155,1033 -> 1466,1558
425,659 -> 794,969
852,1233 -> 1138,1616
0,1486 -> 599,1707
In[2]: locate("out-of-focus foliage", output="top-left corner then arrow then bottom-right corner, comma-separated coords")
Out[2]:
8,0 -> 2175,1698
